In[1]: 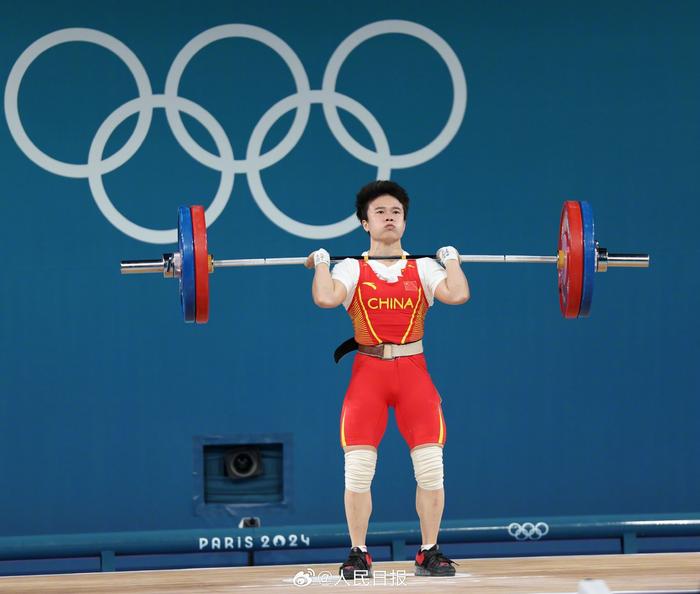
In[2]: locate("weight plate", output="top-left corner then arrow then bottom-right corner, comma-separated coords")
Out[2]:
190,205 -> 210,324
578,200 -> 595,317
558,201 -> 583,318
178,206 -> 196,323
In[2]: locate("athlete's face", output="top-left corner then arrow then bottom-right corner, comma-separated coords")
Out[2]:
362,195 -> 406,241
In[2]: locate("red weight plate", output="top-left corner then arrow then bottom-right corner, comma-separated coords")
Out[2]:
558,201 -> 583,318
190,205 -> 210,324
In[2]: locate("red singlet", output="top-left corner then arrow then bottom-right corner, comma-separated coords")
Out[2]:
348,259 -> 428,345
340,260 -> 446,450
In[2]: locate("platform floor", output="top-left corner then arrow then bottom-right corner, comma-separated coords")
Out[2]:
0,552 -> 698,593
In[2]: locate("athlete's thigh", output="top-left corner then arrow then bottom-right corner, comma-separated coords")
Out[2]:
340,354 -> 391,448
394,354 -> 446,449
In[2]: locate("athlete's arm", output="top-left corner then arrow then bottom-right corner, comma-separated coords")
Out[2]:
305,250 -> 348,308
433,247 -> 470,305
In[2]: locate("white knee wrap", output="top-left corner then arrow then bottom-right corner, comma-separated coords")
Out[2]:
344,449 -> 377,493
410,445 -> 444,490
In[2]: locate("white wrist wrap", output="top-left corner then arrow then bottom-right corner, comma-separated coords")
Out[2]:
436,246 -> 459,267
313,248 -> 331,267
410,445 -> 444,490
344,449 -> 377,493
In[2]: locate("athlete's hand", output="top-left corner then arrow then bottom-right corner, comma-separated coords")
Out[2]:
436,246 -> 459,267
305,248 -> 331,269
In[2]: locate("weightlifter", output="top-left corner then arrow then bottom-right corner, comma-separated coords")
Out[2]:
305,180 -> 470,578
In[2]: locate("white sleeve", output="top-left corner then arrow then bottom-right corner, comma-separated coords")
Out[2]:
417,258 -> 447,306
331,258 -> 360,310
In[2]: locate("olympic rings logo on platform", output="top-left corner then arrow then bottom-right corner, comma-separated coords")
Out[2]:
4,21 -> 467,244
507,522 -> 550,541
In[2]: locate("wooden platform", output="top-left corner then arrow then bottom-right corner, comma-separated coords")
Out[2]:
0,552 -> 698,593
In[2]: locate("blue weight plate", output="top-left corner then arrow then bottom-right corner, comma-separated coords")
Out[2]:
178,206 -> 196,323
578,200 -> 595,317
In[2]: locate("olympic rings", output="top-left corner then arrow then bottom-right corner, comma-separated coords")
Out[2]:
4,20 -> 467,243
4,28 -> 153,179
321,20 -> 467,170
163,24 -> 311,174
88,94 -> 235,244
507,522 -> 550,541
246,90 -> 391,239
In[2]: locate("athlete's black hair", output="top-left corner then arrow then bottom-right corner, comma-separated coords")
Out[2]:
355,180 -> 409,223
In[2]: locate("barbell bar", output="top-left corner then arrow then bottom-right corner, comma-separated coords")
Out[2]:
120,201 -> 650,323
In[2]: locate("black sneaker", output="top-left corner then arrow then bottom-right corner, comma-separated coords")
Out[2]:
339,546 -> 373,580
414,544 -> 457,576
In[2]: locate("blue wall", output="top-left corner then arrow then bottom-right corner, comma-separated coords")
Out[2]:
1,0 -> 698,538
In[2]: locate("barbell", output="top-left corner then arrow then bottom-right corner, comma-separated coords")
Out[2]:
120,201 -> 650,323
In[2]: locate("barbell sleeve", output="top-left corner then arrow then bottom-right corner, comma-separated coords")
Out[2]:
120,258 -> 166,274
599,252 -> 650,270
607,255 -> 650,267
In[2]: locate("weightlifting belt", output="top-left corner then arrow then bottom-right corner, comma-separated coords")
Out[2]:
359,340 -> 424,360
334,338 -> 423,362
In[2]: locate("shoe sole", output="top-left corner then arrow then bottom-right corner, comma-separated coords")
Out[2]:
342,568 -> 373,580
414,564 -> 456,577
